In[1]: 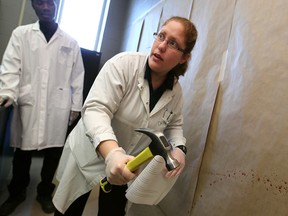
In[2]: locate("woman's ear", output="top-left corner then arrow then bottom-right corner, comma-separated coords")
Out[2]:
180,53 -> 191,64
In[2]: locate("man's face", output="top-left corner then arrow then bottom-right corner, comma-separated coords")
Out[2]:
32,0 -> 56,22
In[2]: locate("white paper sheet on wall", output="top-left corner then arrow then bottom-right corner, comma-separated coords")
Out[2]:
126,155 -> 178,205
137,4 -> 163,53
191,0 -> 288,215
124,19 -> 144,52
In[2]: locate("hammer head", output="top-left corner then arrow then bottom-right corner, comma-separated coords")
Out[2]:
135,128 -> 180,171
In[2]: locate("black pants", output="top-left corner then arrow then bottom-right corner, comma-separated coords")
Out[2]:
54,184 -> 128,216
8,147 -> 63,197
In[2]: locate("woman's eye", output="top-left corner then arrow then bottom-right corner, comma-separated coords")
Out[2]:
169,40 -> 178,48
158,33 -> 165,40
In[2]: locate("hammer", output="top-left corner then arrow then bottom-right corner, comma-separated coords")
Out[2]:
100,128 -> 180,193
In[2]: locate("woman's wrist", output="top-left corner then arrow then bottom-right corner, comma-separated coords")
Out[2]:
97,140 -> 119,158
176,145 -> 187,155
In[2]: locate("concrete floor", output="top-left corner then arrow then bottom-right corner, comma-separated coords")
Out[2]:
0,156 -> 99,216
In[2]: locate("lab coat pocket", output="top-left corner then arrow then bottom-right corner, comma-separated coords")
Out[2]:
18,85 -> 33,106
58,46 -> 73,66
70,120 -> 100,168
156,110 -> 175,131
54,87 -> 71,109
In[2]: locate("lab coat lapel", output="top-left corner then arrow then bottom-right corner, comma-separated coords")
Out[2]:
47,27 -> 62,45
32,22 -> 47,44
138,77 -> 150,115
138,72 -> 175,117
150,90 -> 174,117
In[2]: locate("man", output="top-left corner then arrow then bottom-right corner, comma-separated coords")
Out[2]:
0,0 -> 84,215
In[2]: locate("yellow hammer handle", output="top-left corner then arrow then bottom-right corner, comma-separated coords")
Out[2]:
100,147 -> 154,193
100,147 -> 153,193
126,147 -> 154,171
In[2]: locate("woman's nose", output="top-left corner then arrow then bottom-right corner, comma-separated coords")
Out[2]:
158,40 -> 168,51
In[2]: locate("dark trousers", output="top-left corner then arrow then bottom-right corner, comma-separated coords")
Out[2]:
54,184 -> 128,216
8,147 -> 63,197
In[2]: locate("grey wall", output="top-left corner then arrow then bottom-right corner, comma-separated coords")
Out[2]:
125,0 -> 161,25
0,0 -> 28,61
100,0 -> 162,67
99,0 -> 131,67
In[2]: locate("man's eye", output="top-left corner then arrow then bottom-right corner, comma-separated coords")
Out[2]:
35,1 -> 43,5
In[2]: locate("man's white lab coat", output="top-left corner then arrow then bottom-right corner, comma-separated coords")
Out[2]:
53,52 -> 186,213
0,21 -> 84,150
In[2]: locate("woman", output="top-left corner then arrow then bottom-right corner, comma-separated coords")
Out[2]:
53,16 -> 197,215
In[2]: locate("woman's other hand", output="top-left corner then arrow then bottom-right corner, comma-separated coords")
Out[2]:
165,148 -> 186,178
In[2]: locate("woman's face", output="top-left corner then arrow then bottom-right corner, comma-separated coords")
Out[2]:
148,20 -> 190,77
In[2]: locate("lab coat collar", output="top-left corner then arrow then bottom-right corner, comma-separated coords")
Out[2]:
32,21 -> 64,43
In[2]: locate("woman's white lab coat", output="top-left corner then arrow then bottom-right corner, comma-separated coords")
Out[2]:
0,21 -> 84,150
53,52 -> 186,213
